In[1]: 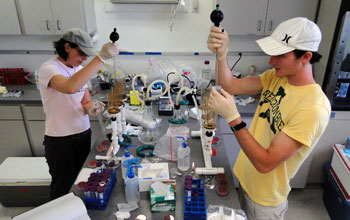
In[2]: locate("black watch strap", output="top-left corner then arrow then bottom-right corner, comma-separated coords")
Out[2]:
230,121 -> 246,132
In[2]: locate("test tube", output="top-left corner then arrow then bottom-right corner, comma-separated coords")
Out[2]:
96,161 -> 103,170
88,176 -> 96,184
108,160 -> 116,177
185,184 -> 192,202
99,181 -> 107,188
90,186 -> 97,199
83,185 -> 90,198
97,186 -> 105,203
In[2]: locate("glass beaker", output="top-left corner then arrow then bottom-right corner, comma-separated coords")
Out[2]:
138,100 -> 160,144
201,88 -> 216,130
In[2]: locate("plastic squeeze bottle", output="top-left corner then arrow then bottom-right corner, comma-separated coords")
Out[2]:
177,137 -> 190,171
125,165 -> 141,203
121,145 -> 136,179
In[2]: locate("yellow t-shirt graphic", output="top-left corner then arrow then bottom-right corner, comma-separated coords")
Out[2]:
234,69 -> 331,206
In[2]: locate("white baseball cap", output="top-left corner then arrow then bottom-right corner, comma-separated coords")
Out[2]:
61,28 -> 97,56
256,17 -> 322,56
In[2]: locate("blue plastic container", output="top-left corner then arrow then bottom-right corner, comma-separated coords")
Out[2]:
323,162 -> 350,220
184,179 -> 206,220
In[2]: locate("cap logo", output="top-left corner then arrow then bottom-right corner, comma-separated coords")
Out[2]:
282,34 -> 292,44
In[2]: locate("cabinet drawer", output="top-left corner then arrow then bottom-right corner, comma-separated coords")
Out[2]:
0,106 -> 23,120
24,106 -> 45,120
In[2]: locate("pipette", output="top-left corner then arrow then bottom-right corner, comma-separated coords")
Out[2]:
109,28 -> 120,85
210,4 -> 224,86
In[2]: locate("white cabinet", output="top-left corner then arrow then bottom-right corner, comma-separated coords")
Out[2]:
0,0 -> 22,34
0,106 -> 32,164
16,0 -> 96,35
220,0 -> 319,35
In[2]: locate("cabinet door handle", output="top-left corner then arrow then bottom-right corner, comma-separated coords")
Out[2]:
257,20 -> 262,32
46,20 -> 50,30
269,21 -> 273,31
57,20 -> 61,31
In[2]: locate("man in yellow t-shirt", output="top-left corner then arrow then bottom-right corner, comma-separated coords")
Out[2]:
207,17 -> 331,220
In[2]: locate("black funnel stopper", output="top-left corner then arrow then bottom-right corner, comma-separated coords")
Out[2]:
210,4 -> 224,27
109,28 -> 119,43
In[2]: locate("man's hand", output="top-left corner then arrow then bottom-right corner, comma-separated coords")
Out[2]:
208,87 -> 240,123
207,26 -> 229,60
88,100 -> 105,116
98,42 -> 118,63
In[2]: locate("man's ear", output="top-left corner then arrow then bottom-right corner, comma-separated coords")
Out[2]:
302,51 -> 313,63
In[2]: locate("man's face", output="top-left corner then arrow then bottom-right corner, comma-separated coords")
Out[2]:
268,51 -> 302,77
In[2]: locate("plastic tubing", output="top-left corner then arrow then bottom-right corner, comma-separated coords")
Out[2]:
165,71 -> 184,107
175,87 -> 199,114
131,74 -> 147,105
175,87 -> 189,106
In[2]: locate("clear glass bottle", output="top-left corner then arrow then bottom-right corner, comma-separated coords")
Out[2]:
138,100 -> 160,144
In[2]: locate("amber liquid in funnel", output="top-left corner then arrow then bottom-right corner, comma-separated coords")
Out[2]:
201,89 -> 216,130
107,80 -> 126,114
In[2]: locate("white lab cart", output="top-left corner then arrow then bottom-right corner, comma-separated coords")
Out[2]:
0,157 -> 51,207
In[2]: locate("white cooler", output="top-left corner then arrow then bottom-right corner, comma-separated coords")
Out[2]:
331,144 -> 350,201
0,157 -> 51,207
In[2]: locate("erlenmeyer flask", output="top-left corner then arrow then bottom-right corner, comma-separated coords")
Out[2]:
138,100 -> 160,144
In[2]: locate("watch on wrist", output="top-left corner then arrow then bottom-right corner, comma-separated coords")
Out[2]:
230,121 -> 246,132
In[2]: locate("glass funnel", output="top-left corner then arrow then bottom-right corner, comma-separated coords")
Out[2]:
107,86 -> 123,114
201,88 -> 216,130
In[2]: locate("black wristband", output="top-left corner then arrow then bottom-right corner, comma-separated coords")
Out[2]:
230,121 -> 246,132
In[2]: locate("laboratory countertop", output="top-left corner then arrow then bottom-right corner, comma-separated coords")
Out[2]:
0,84 -> 42,104
71,109 -> 242,220
0,84 -> 259,117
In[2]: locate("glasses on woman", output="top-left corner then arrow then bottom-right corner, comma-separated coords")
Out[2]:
74,47 -> 88,57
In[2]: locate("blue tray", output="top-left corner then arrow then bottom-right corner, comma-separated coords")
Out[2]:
184,179 -> 207,220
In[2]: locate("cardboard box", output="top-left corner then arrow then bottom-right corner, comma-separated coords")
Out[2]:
0,157 -> 51,207
331,144 -> 350,200
324,162 -> 350,220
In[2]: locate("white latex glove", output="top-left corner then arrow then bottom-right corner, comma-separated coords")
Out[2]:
207,26 -> 229,60
98,42 -> 118,63
88,100 -> 105,116
208,87 -> 240,123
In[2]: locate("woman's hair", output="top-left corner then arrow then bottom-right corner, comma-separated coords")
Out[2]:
53,39 -> 79,61
293,49 -> 322,64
